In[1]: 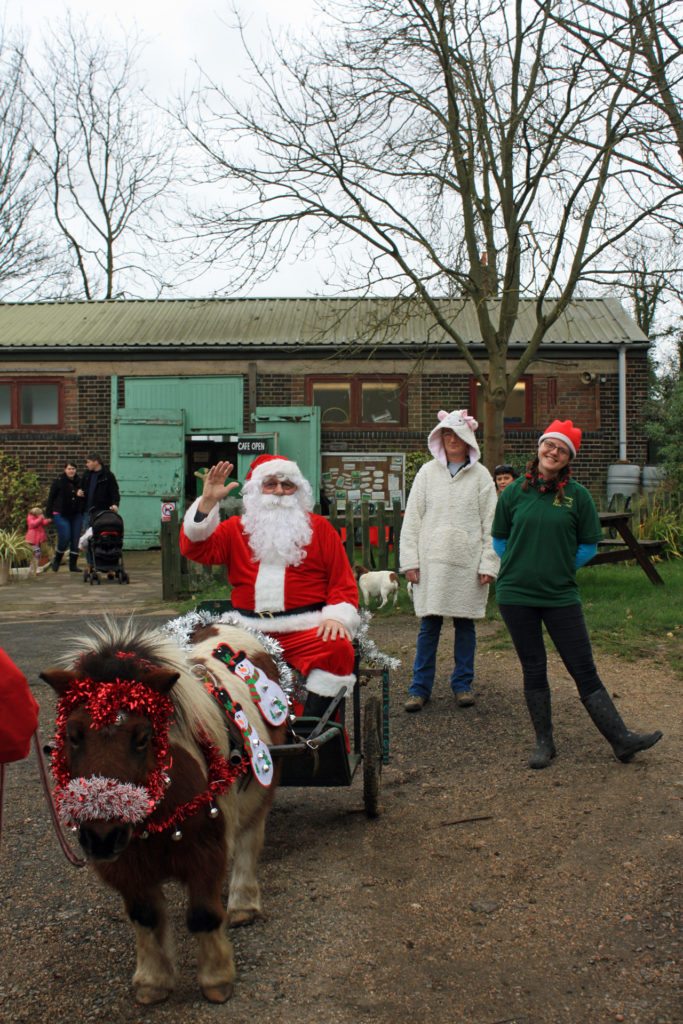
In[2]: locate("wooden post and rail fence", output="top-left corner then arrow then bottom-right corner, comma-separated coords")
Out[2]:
160,491 -> 673,600
160,498 -> 405,601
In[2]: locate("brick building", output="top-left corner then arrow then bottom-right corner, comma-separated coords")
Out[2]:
0,296 -> 652,544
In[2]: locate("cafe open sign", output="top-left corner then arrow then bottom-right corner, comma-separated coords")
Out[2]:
236,438 -> 268,454
161,501 -> 176,522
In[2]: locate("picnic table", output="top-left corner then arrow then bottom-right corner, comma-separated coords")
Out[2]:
584,511 -> 665,585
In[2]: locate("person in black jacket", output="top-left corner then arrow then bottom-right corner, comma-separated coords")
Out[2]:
78,452 -> 120,521
46,460 -> 84,572
77,453 -> 121,569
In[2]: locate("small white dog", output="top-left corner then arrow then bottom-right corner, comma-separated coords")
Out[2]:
354,565 -> 400,609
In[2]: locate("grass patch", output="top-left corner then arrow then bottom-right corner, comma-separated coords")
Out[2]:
479,562 -> 682,676
173,561 -> 682,676
579,561 -> 682,673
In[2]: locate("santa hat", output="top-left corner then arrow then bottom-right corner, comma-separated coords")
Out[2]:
427,409 -> 481,466
538,419 -> 582,459
245,453 -> 306,488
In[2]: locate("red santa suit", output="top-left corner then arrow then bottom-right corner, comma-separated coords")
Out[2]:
180,457 -> 360,698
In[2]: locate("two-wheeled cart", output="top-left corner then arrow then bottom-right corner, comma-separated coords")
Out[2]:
269,653 -> 390,818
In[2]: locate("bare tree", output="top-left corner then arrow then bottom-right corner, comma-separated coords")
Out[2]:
547,1 -> 683,321
178,0 -> 683,465
0,32 -> 51,298
30,17 -> 178,299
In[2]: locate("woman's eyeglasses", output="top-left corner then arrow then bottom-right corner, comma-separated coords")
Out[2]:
540,440 -> 570,457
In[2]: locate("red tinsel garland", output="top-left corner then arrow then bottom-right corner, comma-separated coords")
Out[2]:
52,676 -> 249,837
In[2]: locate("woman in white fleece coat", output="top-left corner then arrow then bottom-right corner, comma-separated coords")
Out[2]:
400,409 -> 499,712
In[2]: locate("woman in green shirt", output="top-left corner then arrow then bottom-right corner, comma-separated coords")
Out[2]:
491,419 -> 662,769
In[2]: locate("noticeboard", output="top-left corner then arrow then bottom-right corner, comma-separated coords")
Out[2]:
321,452 -> 405,512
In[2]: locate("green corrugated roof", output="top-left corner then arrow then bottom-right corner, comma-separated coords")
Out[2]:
0,295 -> 648,350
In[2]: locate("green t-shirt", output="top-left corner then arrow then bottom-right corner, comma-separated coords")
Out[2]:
491,477 -> 603,606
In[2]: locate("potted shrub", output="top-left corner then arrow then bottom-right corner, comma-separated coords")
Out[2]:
0,529 -> 34,585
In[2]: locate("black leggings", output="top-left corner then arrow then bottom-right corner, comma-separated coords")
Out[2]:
498,603 -> 603,700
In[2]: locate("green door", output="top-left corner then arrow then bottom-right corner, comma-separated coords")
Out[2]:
111,408 -> 185,548
252,406 -> 321,500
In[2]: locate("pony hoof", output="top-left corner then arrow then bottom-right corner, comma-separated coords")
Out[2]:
202,982 -> 233,1003
228,908 -> 259,928
135,985 -> 172,1005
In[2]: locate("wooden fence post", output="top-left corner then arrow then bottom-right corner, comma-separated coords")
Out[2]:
160,509 -> 183,600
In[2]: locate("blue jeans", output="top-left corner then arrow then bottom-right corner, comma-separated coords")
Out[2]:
53,513 -> 83,556
409,615 -> 476,699
498,603 -> 602,700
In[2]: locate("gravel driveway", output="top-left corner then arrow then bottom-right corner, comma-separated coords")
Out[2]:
0,581 -> 680,1024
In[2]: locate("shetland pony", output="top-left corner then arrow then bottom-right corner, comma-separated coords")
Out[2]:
40,617 -> 287,1005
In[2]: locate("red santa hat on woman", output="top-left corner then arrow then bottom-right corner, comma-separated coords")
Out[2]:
245,453 -> 306,487
538,419 -> 582,459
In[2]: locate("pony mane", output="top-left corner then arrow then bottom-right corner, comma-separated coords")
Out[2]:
58,616 -> 230,759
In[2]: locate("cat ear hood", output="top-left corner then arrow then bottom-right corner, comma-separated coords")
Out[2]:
427,409 -> 481,466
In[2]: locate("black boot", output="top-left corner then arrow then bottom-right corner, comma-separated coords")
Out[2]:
582,688 -> 663,763
69,552 -> 79,572
524,688 -> 556,769
51,550 -> 65,572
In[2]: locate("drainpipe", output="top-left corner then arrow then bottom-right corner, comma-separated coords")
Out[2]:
618,345 -> 627,461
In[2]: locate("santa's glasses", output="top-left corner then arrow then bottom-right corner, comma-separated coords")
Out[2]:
261,477 -> 297,493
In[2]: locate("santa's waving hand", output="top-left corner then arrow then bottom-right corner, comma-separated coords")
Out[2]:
181,454 -> 360,706
197,461 -> 241,512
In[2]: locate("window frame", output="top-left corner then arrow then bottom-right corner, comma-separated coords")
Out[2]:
0,378 -> 65,430
305,374 -> 409,430
469,374 -> 534,429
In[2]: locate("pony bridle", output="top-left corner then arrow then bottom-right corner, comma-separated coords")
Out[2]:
51,675 -> 249,841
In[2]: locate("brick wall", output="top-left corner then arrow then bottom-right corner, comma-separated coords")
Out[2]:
0,356 -> 651,501
0,375 -> 112,489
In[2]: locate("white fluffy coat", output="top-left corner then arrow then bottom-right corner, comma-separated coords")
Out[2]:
399,459 -> 499,619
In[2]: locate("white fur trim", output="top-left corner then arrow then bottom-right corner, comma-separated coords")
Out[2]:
182,497 -> 220,541
229,602 -> 360,638
248,457 -> 305,488
538,430 -> 576,457
322,602 -> 361,637
253,562 -> 287,611
306,668 -> 357,697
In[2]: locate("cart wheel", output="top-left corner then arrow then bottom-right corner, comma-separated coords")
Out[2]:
122,573 -> 130,584
94,573 -> 101,585
83,569 -> 89,583
362,695 -> 382,818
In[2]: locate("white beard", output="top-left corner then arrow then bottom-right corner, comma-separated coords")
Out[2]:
242,492 -> 313,567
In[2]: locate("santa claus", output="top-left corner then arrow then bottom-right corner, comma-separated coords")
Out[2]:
180,454 -> 360,704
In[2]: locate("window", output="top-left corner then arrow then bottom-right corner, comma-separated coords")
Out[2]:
307,375 -> 407,428
469,376 -> 533,428
0,380 -> 62,428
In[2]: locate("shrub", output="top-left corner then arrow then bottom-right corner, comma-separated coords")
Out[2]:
0,451 -> 46,532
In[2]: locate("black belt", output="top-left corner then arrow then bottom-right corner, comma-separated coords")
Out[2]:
232,603 -> 325,620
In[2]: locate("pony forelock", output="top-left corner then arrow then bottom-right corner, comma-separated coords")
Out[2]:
57,615 -> 230,760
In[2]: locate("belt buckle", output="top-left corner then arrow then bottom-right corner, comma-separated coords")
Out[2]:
261,610 -> 274,619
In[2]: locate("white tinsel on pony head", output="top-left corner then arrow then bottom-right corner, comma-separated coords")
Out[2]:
58,775 -> 153,825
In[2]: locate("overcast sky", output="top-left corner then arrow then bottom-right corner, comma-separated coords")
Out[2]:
2,1 -> 333,297
2,0 -> 318,92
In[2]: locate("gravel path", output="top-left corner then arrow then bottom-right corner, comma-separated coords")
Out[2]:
0,601 -> 680,1024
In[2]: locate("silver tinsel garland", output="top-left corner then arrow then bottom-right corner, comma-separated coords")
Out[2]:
162,610 -> 297,695
163,608 -> 400,696
356,609 -> 401,670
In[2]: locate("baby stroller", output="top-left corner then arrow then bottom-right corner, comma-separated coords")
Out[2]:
82,509 -> 129,585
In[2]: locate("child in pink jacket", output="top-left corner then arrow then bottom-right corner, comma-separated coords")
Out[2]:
25,507 -> 51,575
